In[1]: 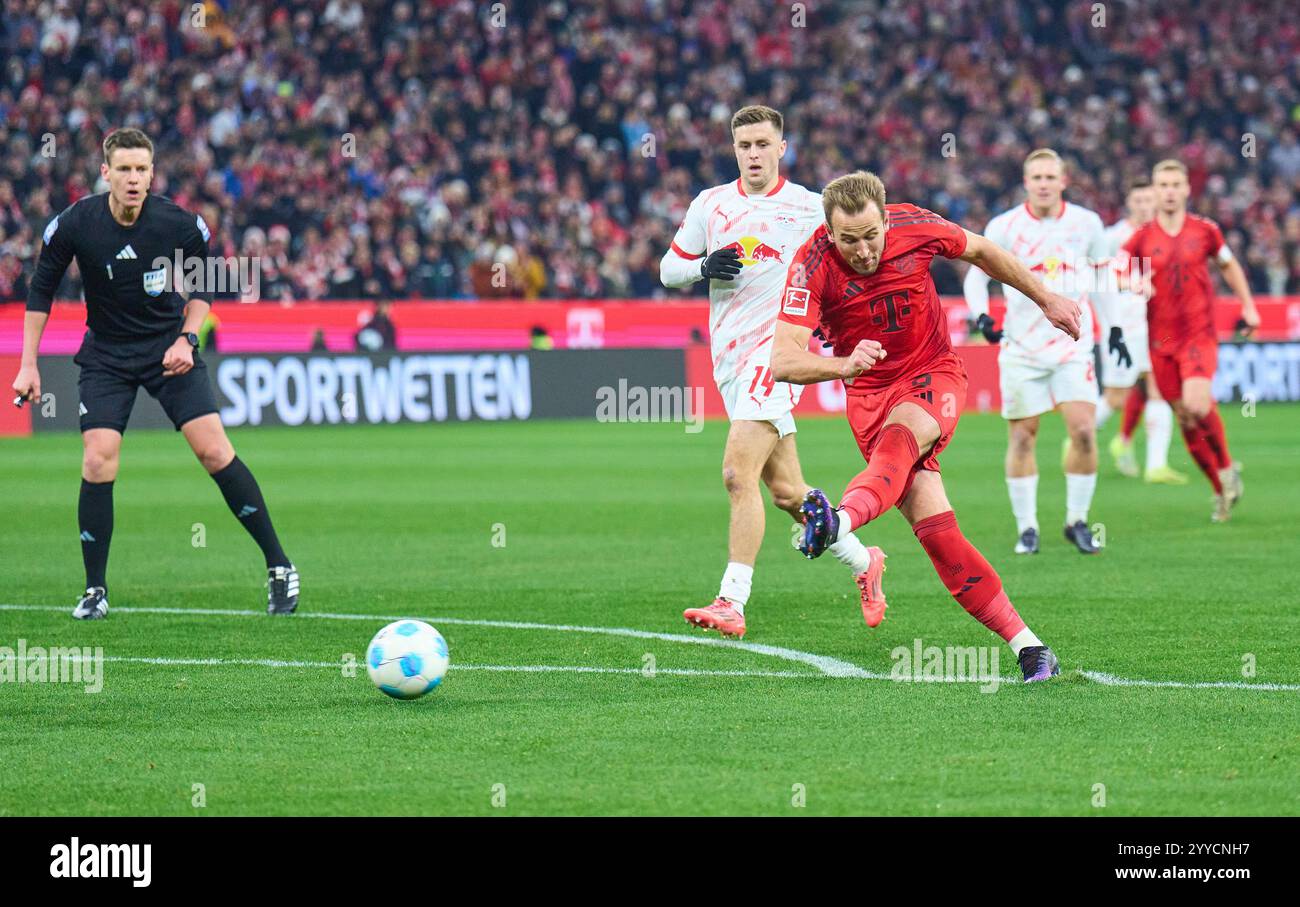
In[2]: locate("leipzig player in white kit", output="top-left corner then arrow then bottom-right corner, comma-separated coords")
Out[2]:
1095,177 -> 1187,485
658,105 -> 877,638
964,149 -> 1123,555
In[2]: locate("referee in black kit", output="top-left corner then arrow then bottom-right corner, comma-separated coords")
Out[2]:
10,128 -> 298,619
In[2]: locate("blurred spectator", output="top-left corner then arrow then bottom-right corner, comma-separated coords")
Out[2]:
2,0 -> 1297,304
529,325 -> 554,350
354,301 -> 395,351
199,310 -> 220,352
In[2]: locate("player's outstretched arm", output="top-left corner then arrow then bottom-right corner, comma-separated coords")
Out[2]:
769,320 -> 884,385
11,310 -> 49,405
959,231 -> 1081,340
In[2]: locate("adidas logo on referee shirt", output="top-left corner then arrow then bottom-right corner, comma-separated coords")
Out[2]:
115,244 -> 138,260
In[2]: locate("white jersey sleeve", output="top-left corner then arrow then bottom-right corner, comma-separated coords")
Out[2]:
660,194 -> 707,288
1084,210 -> 1116,325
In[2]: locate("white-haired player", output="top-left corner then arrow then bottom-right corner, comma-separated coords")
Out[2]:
963,149 -> 1125,555
659,105 -> 881,639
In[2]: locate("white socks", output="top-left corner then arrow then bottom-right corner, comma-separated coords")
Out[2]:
1006,475 -> 1039,533
718,562 -> 753,613
1144,399 -> 1173,472
831,507 -> 854,542
1095,396 -> 1113,430
1065,472 -> 1096,525
1008,627 -> 1045,656
828,531 -> 874,575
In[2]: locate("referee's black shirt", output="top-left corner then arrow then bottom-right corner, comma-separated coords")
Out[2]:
27,192 -> 211,341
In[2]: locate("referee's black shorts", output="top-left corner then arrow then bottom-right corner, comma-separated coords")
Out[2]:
74,331 -> 219,434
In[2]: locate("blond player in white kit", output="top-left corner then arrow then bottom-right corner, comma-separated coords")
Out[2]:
658,105 -> 878,639
964,148 -> 1125,556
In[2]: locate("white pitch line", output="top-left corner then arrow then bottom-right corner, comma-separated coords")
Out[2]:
0,653 -> 812,679
3,604 -> 1298,692
1079,670 -> 1300,692
0,604 -> 874,679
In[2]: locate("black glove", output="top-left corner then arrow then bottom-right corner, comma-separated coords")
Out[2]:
973,313 -> 1003,344
700,247 -> 742,280
1108,326 -> 1132,369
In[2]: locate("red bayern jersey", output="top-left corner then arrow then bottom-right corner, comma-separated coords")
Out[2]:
1120,214 -> 1226,352
776,203 -> 968,394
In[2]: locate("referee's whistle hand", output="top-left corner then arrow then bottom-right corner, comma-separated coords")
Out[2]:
11,365 -> 40,405
161,340 -> 194,377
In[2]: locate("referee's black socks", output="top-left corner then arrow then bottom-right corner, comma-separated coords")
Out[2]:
211,456 -> 291,568
79,479 -> 114,590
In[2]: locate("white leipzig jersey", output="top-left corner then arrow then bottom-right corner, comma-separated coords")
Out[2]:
1100,218 -> 1147,331
669,177 -> 823,382
982,200 -> 1109,365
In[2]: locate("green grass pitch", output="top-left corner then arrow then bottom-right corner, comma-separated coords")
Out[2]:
2,404 -> 1297,816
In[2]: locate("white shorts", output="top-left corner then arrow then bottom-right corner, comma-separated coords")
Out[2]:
1000,351 -> 1097,420
717,365 -> 802,438
1100,317 -> 1151,388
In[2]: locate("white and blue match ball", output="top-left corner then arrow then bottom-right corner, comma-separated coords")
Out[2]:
366,620 -> 450,700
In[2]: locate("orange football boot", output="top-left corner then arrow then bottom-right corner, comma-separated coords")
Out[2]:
855,547 -> 888,627
683,598 -> 746,639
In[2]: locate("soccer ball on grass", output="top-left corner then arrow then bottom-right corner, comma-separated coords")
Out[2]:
366,620 -> 450,700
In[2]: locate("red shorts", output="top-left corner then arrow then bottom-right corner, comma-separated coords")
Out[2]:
1150,340 -> 1217,403
845,352 -> 968,480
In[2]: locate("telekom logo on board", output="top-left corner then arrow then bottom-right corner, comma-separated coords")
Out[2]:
567,308 -> 605,348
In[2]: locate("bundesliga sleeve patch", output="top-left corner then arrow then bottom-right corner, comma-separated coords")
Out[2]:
782,286 -> 810,316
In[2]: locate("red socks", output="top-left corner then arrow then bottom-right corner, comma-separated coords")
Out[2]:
840,424 -> 920,529
1200,407 -> 1232,470
913,510 -> 1026,643
1180,407 -> 1230,493
1120,384 -> 1145,441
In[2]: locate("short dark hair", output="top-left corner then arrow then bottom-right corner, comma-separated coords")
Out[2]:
730,105 -> 783,136
1126,175 -> 1153,193
103,128 -> 154,165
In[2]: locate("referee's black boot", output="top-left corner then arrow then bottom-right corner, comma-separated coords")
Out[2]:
267,565 -> 299,615
72,587 -> 109,620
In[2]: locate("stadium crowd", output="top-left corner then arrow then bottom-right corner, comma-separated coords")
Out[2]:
1,0 -> 1297,303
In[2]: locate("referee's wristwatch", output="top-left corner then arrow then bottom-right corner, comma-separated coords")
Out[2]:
181,332 -> 200,350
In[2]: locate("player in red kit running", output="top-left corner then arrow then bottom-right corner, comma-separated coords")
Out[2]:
1120,160 -> 1260,522
770,171 -> 1081,682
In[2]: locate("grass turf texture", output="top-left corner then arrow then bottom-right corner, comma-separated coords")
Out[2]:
1,405 -> 1297,816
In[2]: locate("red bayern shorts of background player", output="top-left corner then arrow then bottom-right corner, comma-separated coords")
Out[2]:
1149,338 -> 1217,404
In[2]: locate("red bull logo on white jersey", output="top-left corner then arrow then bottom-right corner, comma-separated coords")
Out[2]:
719,235 -> 785,266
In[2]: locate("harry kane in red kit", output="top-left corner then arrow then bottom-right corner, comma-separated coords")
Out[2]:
770,171 -> 1082,682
